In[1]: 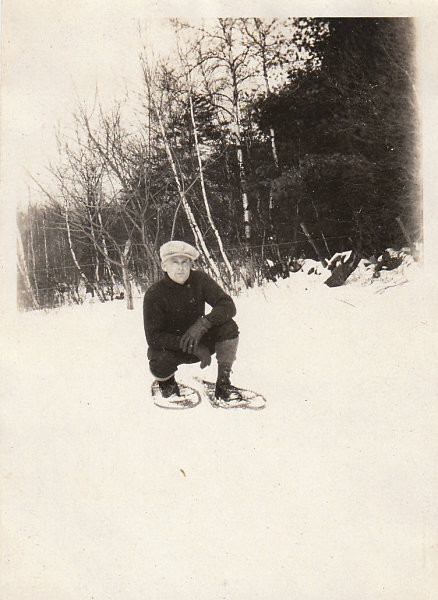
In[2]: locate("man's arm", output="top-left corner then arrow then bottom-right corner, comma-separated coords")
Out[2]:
198,272 -> 236,325
143,292 -> 181,351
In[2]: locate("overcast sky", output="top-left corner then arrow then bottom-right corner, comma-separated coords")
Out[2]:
1,1 -> 434,200
1,3 -> 175,203
1,0 -> 438,296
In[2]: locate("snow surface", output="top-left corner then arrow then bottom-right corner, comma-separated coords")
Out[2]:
2,260 -> 438,600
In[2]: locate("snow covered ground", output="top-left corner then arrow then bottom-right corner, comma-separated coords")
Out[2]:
2,259 -> 437,600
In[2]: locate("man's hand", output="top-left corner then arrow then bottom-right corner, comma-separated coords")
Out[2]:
192,344 -> 212,369
180,317 -> 212,353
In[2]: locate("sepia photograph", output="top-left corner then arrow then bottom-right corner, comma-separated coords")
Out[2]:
1,1 -> 437,598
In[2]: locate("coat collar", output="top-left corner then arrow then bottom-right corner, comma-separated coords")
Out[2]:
162,270 -> 194,289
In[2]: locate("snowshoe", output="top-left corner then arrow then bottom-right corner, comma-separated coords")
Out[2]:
195,378 -> 266,410
152,379 -> 201,410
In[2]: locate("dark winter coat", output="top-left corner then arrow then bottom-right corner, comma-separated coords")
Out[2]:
143,270 -> 238,352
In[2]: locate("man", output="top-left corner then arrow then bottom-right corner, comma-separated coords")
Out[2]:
143,240 -> 241,401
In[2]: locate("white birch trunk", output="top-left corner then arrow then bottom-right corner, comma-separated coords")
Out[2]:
121,239 -> 133,310
17,225 -> 39,310
65,204 -> 104,301
96,184 -> 117,288
87,208 -> 100,283
269,126 -> 279,169
189,93 -> 233,278
28,215 -> 40,304
154,100 -> 221,279
260,45 -> 279,227
262,66 -> 279,169
65,207 -> 86,280
231,115 -> 251,245
42,214 -> 49,279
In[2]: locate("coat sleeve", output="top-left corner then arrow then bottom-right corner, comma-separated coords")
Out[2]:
143,291 -> 181,351
200,272 -> 236,326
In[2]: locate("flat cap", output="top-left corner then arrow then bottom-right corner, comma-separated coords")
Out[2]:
160,240 -> 199,262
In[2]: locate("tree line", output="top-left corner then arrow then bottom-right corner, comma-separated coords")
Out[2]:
17,17 -> 420,310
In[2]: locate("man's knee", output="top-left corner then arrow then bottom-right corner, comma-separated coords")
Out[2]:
148,347 -> 200,379
148,349 -> 181,379
208,319 -> 239,343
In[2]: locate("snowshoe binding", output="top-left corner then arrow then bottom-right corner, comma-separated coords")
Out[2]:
195,377 -> 266,410
152,376 -> 201,410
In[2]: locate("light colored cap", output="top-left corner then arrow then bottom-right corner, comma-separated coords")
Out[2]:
160,240 -> 199,262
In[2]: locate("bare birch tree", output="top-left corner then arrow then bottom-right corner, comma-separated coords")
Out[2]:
140,57 -> 223,279
174,33 -> 234,277
175,18 -> 255,246
239,18 -> 282,169
188,90 -> 233,277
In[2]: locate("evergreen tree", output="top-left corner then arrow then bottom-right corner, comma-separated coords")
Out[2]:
254,17 -> 420,255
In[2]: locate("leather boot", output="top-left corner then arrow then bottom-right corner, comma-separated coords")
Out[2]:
215,365 -> 242,401
158,375 -> 180,398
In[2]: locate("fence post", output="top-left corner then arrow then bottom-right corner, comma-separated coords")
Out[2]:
300,223 -> 328,266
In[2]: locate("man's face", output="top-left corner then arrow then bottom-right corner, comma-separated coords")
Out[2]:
162,256 -> 192,285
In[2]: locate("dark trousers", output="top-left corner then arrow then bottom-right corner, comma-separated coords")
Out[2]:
148,319 -> 238,380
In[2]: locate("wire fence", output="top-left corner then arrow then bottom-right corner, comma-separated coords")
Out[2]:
127,234 -> 352,252
19,234 -> 356,300
18,230 -> 419,312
